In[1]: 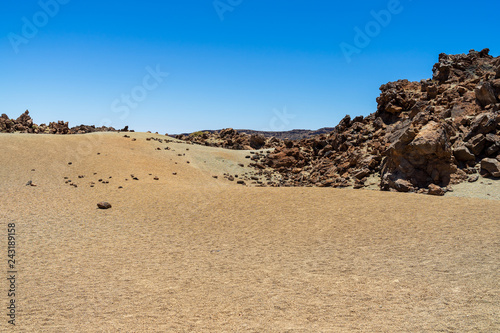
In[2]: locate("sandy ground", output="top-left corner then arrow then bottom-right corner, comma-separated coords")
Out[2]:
0,132 -> 499,332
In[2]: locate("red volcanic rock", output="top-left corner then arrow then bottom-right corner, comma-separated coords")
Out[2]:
97,202 -> 112,209
175,128 -> 281,150
248,49 -> 500,194
481,158 -> 500,177
0,110 -> 126,134
428,184 -> 445,196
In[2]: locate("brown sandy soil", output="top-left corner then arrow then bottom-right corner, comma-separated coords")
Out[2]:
1,132 -> 499,332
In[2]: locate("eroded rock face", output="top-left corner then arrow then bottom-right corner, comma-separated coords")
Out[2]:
381,121 -> 455,191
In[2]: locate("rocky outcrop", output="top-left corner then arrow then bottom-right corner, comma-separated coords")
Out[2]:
0,110 -> 127,134
175,128 -> 281,150
381,121 -> 456,190
1,111 -> 36,133
247,49 -> 500,193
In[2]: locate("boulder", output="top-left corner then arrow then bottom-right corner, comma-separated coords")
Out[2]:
480,158 -> 500,177
465,134 -> 486,156
381,121 -> 454,191
475,82 -> 497,108
486,142 -> 500,156
428,184 -> 445,196
464,113 -> 497,141
453,146 -> 475,161
249,134 -> 266,149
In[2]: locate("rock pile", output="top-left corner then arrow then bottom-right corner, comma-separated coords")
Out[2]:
0,110 -> 130,134
175,128 -> 281,150
248,49 -> 500,193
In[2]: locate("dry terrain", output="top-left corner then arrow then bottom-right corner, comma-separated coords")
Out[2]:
1,132 -> 499,332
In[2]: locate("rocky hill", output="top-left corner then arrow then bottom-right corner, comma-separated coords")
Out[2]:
175,49 -> 500,195
250,49 -> 500,194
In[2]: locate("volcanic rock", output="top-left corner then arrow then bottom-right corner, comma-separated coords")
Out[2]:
481,158 -> 500,177
453,146 -> 475,162
97,202 -> 112,209
428,184 -> 445,196
475,82 -> 497,108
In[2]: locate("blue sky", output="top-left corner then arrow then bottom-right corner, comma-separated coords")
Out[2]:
1,0 -> 499,134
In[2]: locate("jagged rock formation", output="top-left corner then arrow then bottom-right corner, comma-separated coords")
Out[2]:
0,110 -> 130,134
248,49 -> 500,193
175,128 -> 282,150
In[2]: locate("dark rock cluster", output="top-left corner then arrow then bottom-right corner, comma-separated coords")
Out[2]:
175,128 -> 281,150
0,110 -> 130,134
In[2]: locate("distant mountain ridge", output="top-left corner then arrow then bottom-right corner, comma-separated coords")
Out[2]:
176,127 -> 336,141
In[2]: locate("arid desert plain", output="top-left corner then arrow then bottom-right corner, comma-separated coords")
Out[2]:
0,131 -> 499,332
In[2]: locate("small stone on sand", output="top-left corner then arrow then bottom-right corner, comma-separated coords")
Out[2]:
97,202 -> 112,209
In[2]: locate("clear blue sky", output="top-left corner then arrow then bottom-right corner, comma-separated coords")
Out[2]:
1,0 -> 498,133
